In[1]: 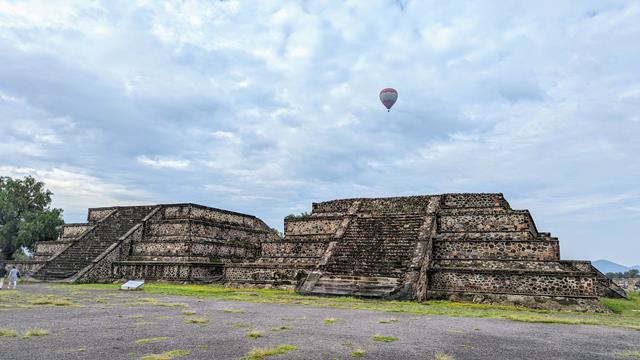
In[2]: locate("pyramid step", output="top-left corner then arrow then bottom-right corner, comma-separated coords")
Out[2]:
302,275 -> 401,298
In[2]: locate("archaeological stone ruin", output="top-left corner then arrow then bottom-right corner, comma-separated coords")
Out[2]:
13,194 -> 627,310
25,204 -> 277,283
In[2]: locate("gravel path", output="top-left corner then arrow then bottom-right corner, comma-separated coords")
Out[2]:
0,284 -> 638,360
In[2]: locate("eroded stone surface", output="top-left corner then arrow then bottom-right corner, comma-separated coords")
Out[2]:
24,204 -> 276,283
225,193 -> 626,310
20,194 -> 627,310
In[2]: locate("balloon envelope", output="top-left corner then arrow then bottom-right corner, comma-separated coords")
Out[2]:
379,88 -> 398,110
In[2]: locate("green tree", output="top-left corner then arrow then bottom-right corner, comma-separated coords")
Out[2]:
606,269 -> 640,279
0,176 -> 63,259
284,212 -> 310,220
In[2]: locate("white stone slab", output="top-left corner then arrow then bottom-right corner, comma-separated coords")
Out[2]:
120,280 -> 145,290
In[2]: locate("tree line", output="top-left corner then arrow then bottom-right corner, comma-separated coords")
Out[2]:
0,176 -> 63,260
606,269 -> 639,279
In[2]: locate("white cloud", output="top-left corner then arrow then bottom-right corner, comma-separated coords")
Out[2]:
0,165 -> 154,219
136,155 -> 191,170
0,1 -> 639,263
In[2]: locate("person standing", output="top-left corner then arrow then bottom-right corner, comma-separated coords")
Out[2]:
8,266 -> 19,289
0,264 -> 6,289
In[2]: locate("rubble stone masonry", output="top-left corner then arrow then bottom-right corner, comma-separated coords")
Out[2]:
23,194 -> 627,311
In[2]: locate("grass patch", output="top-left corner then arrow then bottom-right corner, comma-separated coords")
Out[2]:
240,344 -> 297,360
78,347 -> 86,352
129,315 -> 144,319
379,318 -> 399,324
233,322 -> 250,328
139,349 -> 190,360
135,337 -> 169,345
435,353 -> 454,360
0,328 -> 17,337
246,329 -> 263,339
373,335 -> 398,343
324,317 -> 338,324
185,317 -> 209,325
602,294 -> 640,314
270,326 -> 291,331
28,295 -> 74,306
139,298 -> 186,308
22,329 -> 49,339
70,283 -> 640,331
351,348 -> 366,357
181,310 -> 196,316
223,308 -> 245,313
617,352 -> 640,359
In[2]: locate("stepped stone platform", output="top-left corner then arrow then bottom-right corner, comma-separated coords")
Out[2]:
225,194 -> 626,311
24,204 -> 277,283
15,193 -> 626,311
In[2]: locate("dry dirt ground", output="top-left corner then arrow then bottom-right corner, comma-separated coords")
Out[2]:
0,283 -> 639,360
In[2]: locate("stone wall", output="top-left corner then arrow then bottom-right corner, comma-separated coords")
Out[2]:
224,263 -> 312,287
61,224 -> 94,239
442,193 -> 508,208
284,218 -> 342,236
432,259 -> 593,272
311,196 -> 437,215
429,270 -> 596,297
261,241 -> 329,258
427,291 -> 603,312
87,208 -> 116,222
33,241 -> 74,260
113,261 -> 223,282
312,199 -> 358,214
436,232 -> 534,241
129,206 -> 269,264
3,260 -> 45,276
438,213 -> 536,234
130,241 -> 257,262
432,240 -> 559,260
357,196 -> 433,214
161,204 -> 270,231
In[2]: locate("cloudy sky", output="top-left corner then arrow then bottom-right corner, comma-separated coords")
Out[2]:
1,1 -> 639,265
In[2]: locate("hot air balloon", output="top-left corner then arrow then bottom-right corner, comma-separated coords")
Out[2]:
379,88 -> 398,112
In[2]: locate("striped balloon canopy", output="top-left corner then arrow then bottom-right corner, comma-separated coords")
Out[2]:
379,88 -> 398,111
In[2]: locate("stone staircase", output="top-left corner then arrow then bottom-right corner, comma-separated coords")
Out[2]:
301,274 -> 400,298
301,214 -> 423,298
324,215 -> 423,277
32,206 -> 154,281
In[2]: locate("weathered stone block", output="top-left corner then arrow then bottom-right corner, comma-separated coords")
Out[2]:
285,218 -> 342,236
432,240 -> 559,260
62,224 -> 93,239
439,213 -> 535,233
